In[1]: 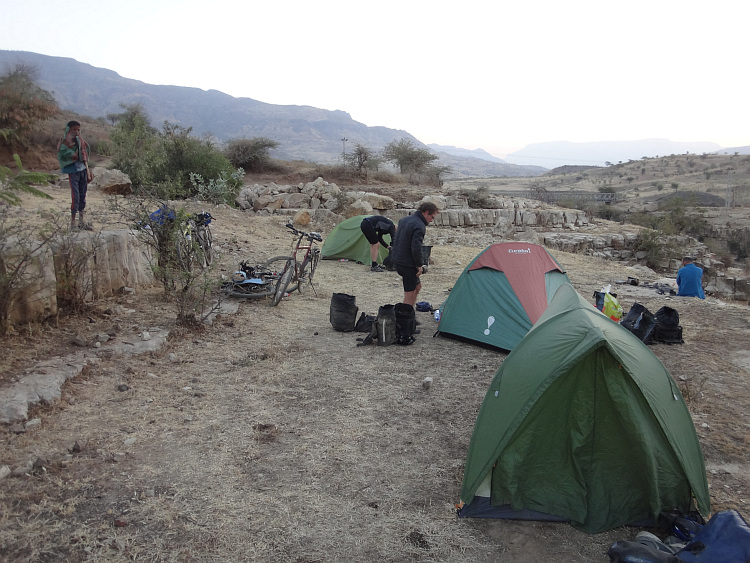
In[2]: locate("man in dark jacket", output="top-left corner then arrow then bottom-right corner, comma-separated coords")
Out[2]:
360,215 -> 396,272
390,202 -> 439,306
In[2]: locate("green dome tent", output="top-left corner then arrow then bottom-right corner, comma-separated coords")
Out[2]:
436,242 -> 570,352
320,215 -> 392,265
458,283 -> 710,533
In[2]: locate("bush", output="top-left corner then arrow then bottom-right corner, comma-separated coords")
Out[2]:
225,138 -> 279,172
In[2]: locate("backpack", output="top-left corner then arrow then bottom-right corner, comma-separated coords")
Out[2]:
621,302 -> 657,344
653,306 -> 684,344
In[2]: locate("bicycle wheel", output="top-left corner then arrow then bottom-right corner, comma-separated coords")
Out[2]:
297,250 -> 320,295
196,225 -> 213,267
263,256 -> 299,293
271,259 -> 294,306
175,224 -> 196,272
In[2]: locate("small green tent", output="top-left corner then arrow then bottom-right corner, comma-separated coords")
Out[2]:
437,242 -> 570,351
458,283 -> 709,533
321,215 -> 391,265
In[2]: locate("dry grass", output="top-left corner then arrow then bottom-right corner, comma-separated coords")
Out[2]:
1,185 -> 750,562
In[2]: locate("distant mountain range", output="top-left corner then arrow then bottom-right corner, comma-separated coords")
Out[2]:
0,50 -> 542,178
2,50 -> 742,177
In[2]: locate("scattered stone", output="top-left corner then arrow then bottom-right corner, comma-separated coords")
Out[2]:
94,341 -> 101,348
168,353 -> 179,363
72,335 -> 88,346
114,517 -> 128,527
146,372 -> 157,378
117,384 -> 129,392
71,441 -> 83,454
140,331 -> 151,341
25,418 -> 42,429
13,459 -> 34,475
113,452 -> 126,463
422,377 -> 433,390
32,456 -> 48,471
123,437 -> 136,446
0,465 -> 10,480
9,423 -> 25,434
144,489 -> 155,498
96,333 -> 111,343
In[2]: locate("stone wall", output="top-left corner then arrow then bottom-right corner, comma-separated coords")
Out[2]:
4,230 -> 154,326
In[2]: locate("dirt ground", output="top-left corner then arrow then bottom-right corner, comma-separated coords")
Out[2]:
1,181 -> 749,562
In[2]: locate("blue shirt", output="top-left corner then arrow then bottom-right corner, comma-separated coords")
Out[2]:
676,263 -> 705,298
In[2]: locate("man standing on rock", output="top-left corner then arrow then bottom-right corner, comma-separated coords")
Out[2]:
57,120 -> 94,230
676,256 -> 705,298
390,202 -> 439,306
360,215 -> 396,272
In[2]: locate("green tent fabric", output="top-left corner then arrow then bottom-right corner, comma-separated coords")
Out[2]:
437,242 -> 570,352
320,215 -> 391,265
458,283 -> 710,533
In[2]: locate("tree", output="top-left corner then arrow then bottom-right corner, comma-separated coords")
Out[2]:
0,64 -> 58,147
225,137 -> 279,172
382,138 -> 438,174
342,142 -> 372,178
110,103 -> 164,190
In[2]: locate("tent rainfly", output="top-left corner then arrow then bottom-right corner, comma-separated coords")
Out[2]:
458,283 -> 710,533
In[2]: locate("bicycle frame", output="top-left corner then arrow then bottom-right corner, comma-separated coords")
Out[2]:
271,223 -> 322,305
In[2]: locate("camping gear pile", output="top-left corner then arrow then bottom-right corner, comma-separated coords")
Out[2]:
329,295 -> 419,346
621,303 -> 684,345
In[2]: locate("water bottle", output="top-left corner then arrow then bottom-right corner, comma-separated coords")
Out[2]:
434,309 -> 441,322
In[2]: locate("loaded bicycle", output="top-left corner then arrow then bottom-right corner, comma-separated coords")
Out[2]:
142,206 -> 213,273
175,211 -> 213,271
265,223 -> 323,306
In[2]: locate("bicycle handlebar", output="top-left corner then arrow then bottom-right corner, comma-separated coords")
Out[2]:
286,223 -> 322,242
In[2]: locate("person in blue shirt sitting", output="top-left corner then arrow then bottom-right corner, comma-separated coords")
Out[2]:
676,256 -> 705,299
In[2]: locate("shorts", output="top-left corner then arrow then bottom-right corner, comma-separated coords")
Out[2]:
360,219 -> 379,245
395,263 -> 421,293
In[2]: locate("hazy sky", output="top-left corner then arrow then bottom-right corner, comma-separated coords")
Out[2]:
2,0 -> 747,157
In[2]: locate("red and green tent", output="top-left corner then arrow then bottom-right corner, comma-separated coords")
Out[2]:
436,242 -> 570,351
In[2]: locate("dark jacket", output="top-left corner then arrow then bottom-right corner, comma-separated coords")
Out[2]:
362,215 -> 396,248
391,212 -> 428,268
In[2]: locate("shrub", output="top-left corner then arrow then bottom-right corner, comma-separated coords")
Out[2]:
189,168 -> 244,205
225,137 -> 279,172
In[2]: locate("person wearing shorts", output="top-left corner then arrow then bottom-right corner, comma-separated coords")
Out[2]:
390,202 -> 439,306
360,215 -> 396,272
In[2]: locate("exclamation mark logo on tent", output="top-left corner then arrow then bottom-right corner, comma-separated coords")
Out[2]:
484,316 -> 495,335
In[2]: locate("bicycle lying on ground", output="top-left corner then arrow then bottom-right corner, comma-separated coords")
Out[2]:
265,223 -> 323,306
221,259 -> 286,299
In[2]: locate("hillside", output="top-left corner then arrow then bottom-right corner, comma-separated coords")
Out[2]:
0,50 -> 542,178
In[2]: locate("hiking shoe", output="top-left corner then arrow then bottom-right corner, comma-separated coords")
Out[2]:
370,265 -> 385,272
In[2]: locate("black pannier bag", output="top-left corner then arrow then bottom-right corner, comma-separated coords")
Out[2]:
653,306 -> 684,344
621,302 -> 657,344
330,293 -> 358,332
394,303 -> 417,345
